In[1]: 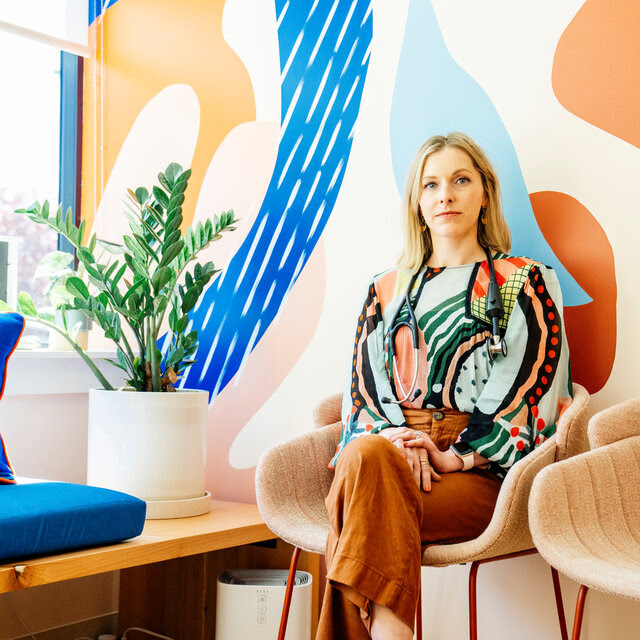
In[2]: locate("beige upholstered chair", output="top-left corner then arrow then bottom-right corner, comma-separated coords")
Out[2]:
256,383 -> 589,639
529,398 -> 640,640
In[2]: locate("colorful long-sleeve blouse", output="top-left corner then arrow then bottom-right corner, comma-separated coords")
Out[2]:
330,254 -> 573,477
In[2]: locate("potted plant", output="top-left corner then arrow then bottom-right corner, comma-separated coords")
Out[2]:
3,163 -> 237,517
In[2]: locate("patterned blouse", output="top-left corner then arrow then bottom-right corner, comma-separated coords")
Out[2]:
330,254 -> 573,477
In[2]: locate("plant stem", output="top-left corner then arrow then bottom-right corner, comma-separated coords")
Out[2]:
144,316 -> 161,391
31,318 -> 115,390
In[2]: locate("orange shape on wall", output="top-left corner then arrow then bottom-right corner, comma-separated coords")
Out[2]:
82,0 -> 255,230
553,0 -> 640,148
530,191 -> 616,394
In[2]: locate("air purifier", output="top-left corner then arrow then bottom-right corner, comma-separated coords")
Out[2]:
215,568 -> 312,639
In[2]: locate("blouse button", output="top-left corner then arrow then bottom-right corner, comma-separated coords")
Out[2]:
433,411 -> 445,421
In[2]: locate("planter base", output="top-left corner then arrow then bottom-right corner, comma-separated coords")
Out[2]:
145,491 -> 212,520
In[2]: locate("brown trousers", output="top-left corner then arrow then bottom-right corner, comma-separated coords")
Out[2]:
316,409 -> 502,639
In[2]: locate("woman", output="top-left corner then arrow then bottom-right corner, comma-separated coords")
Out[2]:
317,132 -> 572,639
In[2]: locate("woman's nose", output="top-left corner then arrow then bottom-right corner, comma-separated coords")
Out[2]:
440,186 -> 453,203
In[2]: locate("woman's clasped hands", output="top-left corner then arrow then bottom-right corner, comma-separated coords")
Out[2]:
375,427 -> 437,492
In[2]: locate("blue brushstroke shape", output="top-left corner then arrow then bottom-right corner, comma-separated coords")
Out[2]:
390,0 -> 588,305
89,0 -> 120,25
179,0 -> 373,398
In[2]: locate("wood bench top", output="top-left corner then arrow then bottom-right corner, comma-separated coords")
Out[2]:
0,500 -> 275,593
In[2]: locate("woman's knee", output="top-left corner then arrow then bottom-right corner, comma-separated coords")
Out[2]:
337,434 -> 400,472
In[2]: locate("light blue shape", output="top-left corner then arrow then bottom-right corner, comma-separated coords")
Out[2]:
390,0 -> 588,305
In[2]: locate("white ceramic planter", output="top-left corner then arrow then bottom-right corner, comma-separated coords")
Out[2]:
87,388 -> 211,519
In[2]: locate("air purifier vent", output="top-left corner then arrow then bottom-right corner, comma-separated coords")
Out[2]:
218,568 -> 310,587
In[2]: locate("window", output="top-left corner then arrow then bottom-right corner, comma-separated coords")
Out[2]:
0,2 -> 85,345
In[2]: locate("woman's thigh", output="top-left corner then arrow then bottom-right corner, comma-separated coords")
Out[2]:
420,469 -> 502,545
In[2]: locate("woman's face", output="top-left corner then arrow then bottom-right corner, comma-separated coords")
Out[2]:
418,145 -> 488,248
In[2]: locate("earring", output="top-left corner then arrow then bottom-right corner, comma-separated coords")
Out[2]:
480,207 -> 487,225
419,216 -> 427,232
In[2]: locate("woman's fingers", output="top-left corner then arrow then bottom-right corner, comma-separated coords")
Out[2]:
388,427 -> 419,443
417,448 -> 431,492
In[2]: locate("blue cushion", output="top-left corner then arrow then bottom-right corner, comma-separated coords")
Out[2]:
0,312 -> 24,484
0,482 -> 146,561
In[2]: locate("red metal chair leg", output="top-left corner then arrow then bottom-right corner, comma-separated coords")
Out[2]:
571,585 -> 589,640
550,567 -> 569,640
416,579 -> 423,639
278,546 -> 301,640
469,560 -> 480,640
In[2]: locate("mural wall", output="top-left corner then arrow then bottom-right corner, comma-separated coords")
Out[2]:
82,0 -> 635,505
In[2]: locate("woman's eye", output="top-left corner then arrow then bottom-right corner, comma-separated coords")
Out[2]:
423,182 -> 436,190
456,176 -> 470,184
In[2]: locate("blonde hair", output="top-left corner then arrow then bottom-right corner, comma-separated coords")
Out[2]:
397,132 -> 511,272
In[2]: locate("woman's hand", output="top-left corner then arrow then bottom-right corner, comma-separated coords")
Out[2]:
386,428 -> 465,474
377,428 -> 440,491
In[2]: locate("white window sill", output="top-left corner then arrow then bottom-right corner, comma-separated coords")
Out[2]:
6,349 -> 125,395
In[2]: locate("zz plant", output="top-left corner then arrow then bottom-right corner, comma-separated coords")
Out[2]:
7,163 -> 236,392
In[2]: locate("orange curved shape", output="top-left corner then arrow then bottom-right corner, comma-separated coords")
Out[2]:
553,0 -> 640,148
82,0 -> 256,229
530,191 -> 616,394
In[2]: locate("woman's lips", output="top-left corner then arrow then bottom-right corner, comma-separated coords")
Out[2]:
436,211 -> 461,217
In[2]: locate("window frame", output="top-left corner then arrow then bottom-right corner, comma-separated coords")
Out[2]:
58,51 -> 83,255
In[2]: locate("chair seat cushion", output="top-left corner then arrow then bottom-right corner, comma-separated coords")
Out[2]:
0,481 -> 146,562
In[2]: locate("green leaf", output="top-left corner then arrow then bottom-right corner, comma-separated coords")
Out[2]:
166,346 -> 185,367
166,313 -> 176,335
17,292 -> 38,317
135,187 -> 149,204
158,239 -> 184,268
164,163 -> 182,187
152,266 -> 172,294
78,247 -> 95,265
97,239 -> 126,255
153,186 -> 169,208
165,213 -> 183,238
163,228 -> 181,250
122,278 -> 146,305
181,285 -> 200,314
42,200 -> 50,219
157,172 -> 171,192
133,233 -> 159,263
34,251 -> 74,279
105,358 -> 128,372
0,299 -> 13,312
123,235 -> 146,261
65,276 -> 90,301
168,193 -> 185,211
177,315 -> 189,333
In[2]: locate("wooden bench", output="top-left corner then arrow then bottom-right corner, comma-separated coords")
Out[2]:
0,500 -> 320,639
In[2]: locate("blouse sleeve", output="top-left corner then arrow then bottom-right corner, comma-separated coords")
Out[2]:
458,263 -> 572,475
329,279 -> 407,468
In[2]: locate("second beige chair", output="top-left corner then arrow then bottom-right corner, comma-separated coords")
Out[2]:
256,383 -> 589,639
529,398 -> 640,640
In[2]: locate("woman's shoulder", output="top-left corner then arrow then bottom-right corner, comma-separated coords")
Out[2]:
492,253 -> 557,282
366,266 -> 415,306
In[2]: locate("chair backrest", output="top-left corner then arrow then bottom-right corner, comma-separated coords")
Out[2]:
312,392 -> 342,428
588,397 -> 640,449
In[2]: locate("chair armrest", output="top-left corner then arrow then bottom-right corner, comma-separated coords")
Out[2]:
555,383 -> 590,460
255,422 -> 341,553
422,435 -> 557,565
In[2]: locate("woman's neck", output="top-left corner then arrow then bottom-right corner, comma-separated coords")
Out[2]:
427,239 -> 486,268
